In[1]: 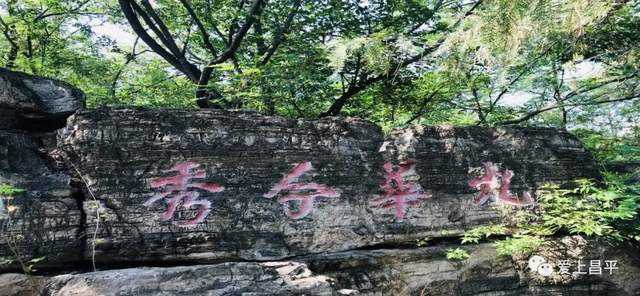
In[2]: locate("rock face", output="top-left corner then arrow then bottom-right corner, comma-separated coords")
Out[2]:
0,70 -> 85,272
0,68 -> 85,130
0,131 -> 82,271
56,108 -> 600,266
4,235 -> 639,295
41,261 -> 336,296
310,235 -> 640,295
1,74 -> 635,295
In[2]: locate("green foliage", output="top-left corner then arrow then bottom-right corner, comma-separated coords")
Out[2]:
461,224 -> 508,244
573,129 -> 640,162
0,184 -> 24,196
97,59 -> 197,108
495,235 -> 545,256
535,176 -> 640,240
2,0 -> 639,132
456,173 -> 640,256
445,248 -> 470,261
0,184 -> 23,219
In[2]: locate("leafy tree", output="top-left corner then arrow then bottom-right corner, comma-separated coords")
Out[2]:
115,0 -> 483,114
0,0 -> 122,103
438,0 -> 640,128
2,0 -> 640,149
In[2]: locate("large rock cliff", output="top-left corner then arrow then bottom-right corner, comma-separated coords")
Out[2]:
0,69 -> 84,272
0,68 -> 637,295
54,109 -> 600,265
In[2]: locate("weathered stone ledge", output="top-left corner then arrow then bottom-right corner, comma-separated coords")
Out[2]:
54,108 -> 600,266
2,69 -> 637,296
2,106 -> 602,271
1,236 -> 638,296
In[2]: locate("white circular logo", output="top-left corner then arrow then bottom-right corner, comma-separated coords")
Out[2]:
528,255 -> 554,276
537,263 -> 554,276
528,255 -> 546,271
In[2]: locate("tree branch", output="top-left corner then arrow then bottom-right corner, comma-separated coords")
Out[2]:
196,0 -> 266,106
498,92 -> 640,125
179,0 -> 217,56
139,0 -> 184,57
405,87 -> 442,125
0,16 -> 19,68
259,0 -> 302,65
319,46 -> 435,117
118,0 -> 201,82
318,0 -> 483,117
34,0 -> 92,21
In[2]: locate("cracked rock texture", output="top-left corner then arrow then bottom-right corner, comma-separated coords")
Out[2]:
1,72 -> 637,295
3,235 -> 639,295
40,261 -> 336,296
0,68 -> 84,131
307,235 -> 640,295
0,131 -> 82,270
56,108 -> 600,265
0,69 -> 84,272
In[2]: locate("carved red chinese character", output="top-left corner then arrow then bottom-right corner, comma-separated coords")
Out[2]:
145,161 -> 224,226
499,169 -> 534,205
468,162 -> 534,206
371,161 -> 431,222
264,161 -> 339,219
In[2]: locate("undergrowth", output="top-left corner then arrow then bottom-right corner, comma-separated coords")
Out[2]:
455,173 -> 640,257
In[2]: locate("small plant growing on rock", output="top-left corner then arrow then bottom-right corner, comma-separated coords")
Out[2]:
415,237 -> 431,247
0,184 -> 24,218
457,173 -> 640,256
495,235 -> 544,256
0,184 -> 25,195
461,224 -> 508,244
535,176 -> 639,240
445,248 -> 470,261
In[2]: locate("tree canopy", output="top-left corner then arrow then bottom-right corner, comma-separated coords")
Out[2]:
1,0 -> 639,159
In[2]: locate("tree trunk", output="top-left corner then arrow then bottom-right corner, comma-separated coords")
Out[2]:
5,45 -> 18,69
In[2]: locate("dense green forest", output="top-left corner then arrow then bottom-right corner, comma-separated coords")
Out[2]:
1,0 -> 639,160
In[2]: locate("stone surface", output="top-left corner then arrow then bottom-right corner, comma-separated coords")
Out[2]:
3,236 -> 638,296
0,68 -> 85,130
0,273 -> 46,296
39,261 -> 336,296
57,108 -> 601,266
0,70 -> 636,296
0,107 -> 17,130
375,125 -> 601,241
0,130 -> 82,271
308,236 -> 640,295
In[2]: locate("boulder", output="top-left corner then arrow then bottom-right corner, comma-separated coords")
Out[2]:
0,68 -> 85,130
308,235 -> 640,295
3,235 -> 638,296
0,130 -> 82,271
39,261 -> 336,296
57,108 -> 601,266
0,273 -> 46,296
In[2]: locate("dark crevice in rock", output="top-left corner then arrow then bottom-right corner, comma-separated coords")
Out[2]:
15,113 -> 69,133
71,183 -> 88,268
20,257 -> 262,276
344,235 -> 466,252
18,236 -> 484,277
15,234 -> 482,276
